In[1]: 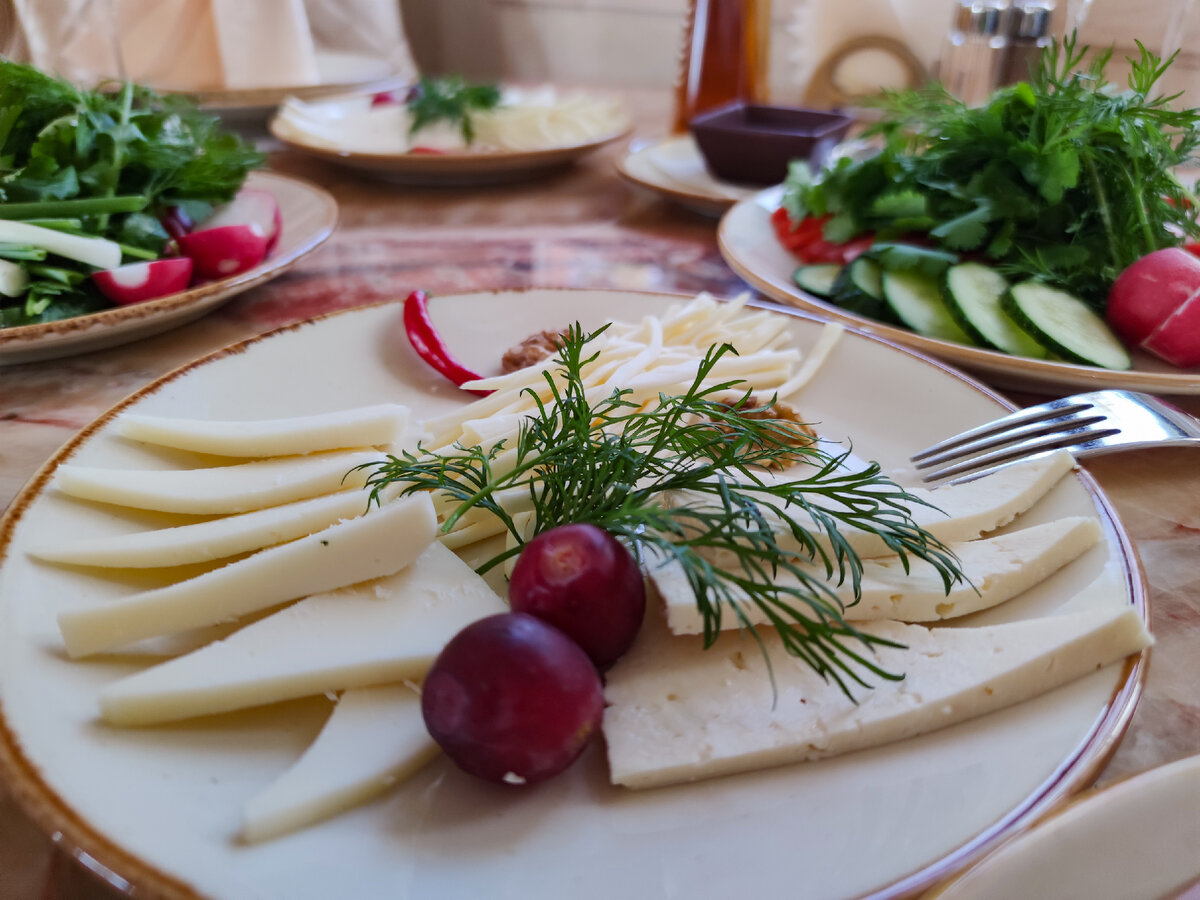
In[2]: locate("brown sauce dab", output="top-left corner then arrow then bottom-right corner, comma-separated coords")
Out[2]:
501,329 -> 568,373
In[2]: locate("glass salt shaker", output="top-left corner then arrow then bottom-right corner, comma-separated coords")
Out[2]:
939,0 -> 1012,105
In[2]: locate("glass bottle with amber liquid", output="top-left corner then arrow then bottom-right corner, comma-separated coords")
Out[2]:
672,0 -> 771,133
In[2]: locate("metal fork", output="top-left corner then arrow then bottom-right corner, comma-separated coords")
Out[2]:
911,390 -> 1200,483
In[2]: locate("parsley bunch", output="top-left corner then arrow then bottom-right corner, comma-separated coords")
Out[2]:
407,75 -> 502,144
358,326 -> 965,696
0,60 -> 264,326
783,37 -> 1200,305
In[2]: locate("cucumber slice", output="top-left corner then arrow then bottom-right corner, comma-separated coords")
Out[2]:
943,263 -> 1047,357
1001,281 -> 1132,370
830,257 -> 893,321
881,269 -> 974,344
792,264 -> 842,299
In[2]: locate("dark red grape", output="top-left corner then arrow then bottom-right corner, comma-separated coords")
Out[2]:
421,612 -> 604,785
509,523 -> 645,669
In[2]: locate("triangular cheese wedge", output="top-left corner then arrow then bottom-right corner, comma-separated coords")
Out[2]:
99,541 -> 505,724
653,516 -> 1102,633
603,604 -> 1151,789
54,450 -> 378,514
29,489 -> 372,568
59,493 -> 437,658
118,403 -> 408,457
240,685 -> 438,844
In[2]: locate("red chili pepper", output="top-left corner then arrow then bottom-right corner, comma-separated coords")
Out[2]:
402,290 -> 491,397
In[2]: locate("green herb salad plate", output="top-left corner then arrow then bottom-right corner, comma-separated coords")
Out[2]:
720,187 -> 1200,396
0,290 -> 1146,899
0,172 -> 336,366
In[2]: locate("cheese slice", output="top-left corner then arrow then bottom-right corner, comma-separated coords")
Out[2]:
53,450 -> 379,515
654,516 -> 1102,633
58,493 -> 437,658
29,489 -> 373,568
241,684 -> 438,844
603,605 -> 1151,789
671,449 -> 1076,561
117,403 -> 408,457
98,541 -> 505,723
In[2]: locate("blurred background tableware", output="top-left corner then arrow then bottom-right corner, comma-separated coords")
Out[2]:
2,0 -> 416,112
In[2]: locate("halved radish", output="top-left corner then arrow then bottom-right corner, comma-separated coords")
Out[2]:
1107,248 -> 1200,345
1141,293 -> 1200,367
175,225 -> 269,280
93,258 -> 194,305
200,189 -> 282,253
1108,247 -> 1200,368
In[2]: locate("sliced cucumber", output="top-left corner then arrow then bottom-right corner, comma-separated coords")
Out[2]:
943,263 -> 1046,357
1001,281 -> 1132,370
792,264 -> 842,299
881,269 -> 974,344
830,256 -> 892,321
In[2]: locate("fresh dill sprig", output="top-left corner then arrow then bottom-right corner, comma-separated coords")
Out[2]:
357,326 -> 965,696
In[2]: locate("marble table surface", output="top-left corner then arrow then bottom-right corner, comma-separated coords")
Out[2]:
1,92 -> 1198,899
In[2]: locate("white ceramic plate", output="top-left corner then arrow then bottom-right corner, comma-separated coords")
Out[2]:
928,754 -> 1200,900
0,172 -> 337,366
0,290 -> 1147,900
719,187 -> 1200,395
268,92 -> 631,186
616,135 -> 756,217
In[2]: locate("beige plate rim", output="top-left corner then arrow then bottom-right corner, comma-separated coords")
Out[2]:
719,186 -> 1200,395
267,99 -> 632,181
0,171 -> 338,365
614,136 -> 749,217
0,290 -> 1150,900
174,75 -> 410,112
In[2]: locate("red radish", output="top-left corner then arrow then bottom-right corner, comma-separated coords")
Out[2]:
93,257 -> 194,305
371,90 -> 403,106
1108,248 -> 1200,367
1141,294 -> 1200,366
176,224 -> 269,280
200,189 -> 281,253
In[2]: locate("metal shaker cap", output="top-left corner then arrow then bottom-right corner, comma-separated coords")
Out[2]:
952,0 -> 1011,37
1008,2 -> 1053,39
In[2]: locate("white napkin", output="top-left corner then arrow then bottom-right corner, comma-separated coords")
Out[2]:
10,0 -> 413,90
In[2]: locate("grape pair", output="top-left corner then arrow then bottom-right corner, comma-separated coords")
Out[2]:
422,524 -> 645,784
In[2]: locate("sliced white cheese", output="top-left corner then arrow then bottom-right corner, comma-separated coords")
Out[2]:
671,449 -> 1076,561
117,403 -> 409,457
655,516 -> 1102,633
241,684 -> 438,844
98,541 -> 505,723
28,489 -> 373,568
58,493 -> 437,658
603,605 -> 1151,789
53,450 -> 378,514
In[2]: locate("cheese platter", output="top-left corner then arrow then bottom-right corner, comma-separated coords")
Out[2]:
0,289 -> 1148,899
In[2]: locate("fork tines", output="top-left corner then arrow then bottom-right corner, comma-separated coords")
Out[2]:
912,398 -> 1119,483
